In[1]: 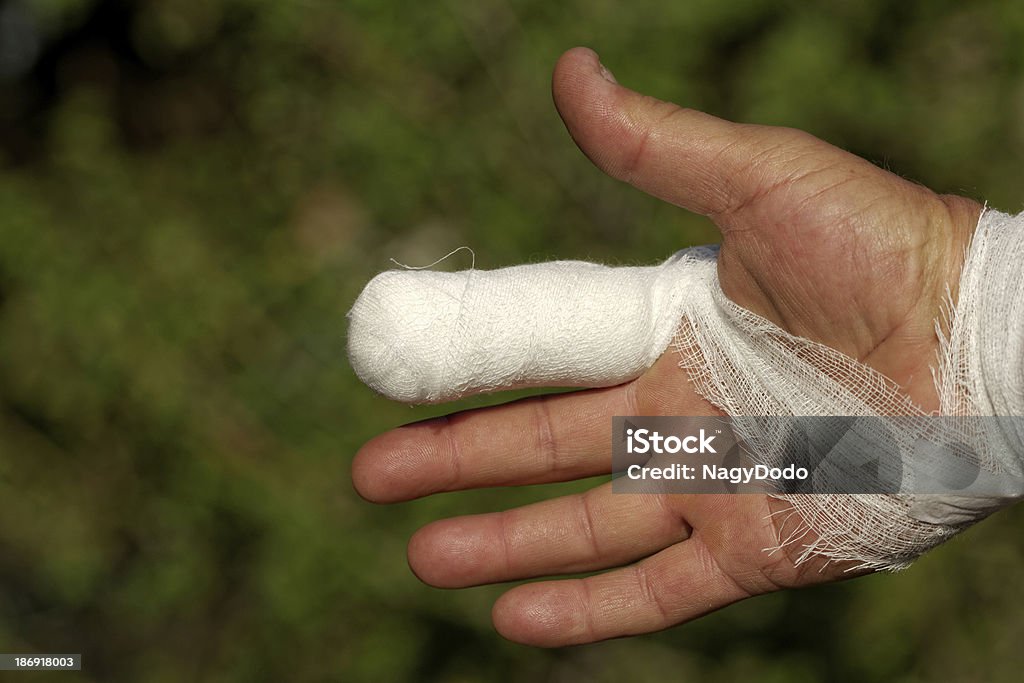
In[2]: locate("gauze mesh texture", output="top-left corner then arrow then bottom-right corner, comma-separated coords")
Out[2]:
672,210 -> 1024,570
347,209 -> 1024,571
347,254 -> 695,403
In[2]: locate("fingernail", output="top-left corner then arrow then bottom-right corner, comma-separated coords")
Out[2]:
598,60 -> 618,84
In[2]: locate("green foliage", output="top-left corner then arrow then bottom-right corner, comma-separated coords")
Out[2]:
2,0 -> 1024,680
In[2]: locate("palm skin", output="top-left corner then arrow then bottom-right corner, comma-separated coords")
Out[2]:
352,47 -> 983,646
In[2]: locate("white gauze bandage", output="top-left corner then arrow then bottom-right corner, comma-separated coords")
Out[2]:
347,209 -> 1024,570
347,254 -> 695,403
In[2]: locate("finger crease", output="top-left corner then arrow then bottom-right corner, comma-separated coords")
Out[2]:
575,578 -> 598,641
534,397 -> 560,474
634,563 -> 671,623
441,415 -> 463,490
621,120 -> 655,184
694,532 -> 755,600
497,510 -> 515,576
578,491 -> 603,560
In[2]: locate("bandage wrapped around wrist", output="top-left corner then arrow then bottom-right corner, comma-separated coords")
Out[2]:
347,209 -> 1024,570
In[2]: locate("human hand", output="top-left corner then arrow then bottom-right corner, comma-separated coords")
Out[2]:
351,47 -> 982,646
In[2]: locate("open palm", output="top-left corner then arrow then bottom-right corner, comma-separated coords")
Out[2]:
352,47 -> 982,646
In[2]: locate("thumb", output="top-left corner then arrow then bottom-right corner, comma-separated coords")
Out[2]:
552,47 -> 869,220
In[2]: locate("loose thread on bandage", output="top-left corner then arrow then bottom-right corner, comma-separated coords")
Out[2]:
389,246 -> 476,271
350,208 -> 1024,571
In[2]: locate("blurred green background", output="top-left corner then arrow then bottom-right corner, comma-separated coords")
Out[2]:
2,0 -> 1024,680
